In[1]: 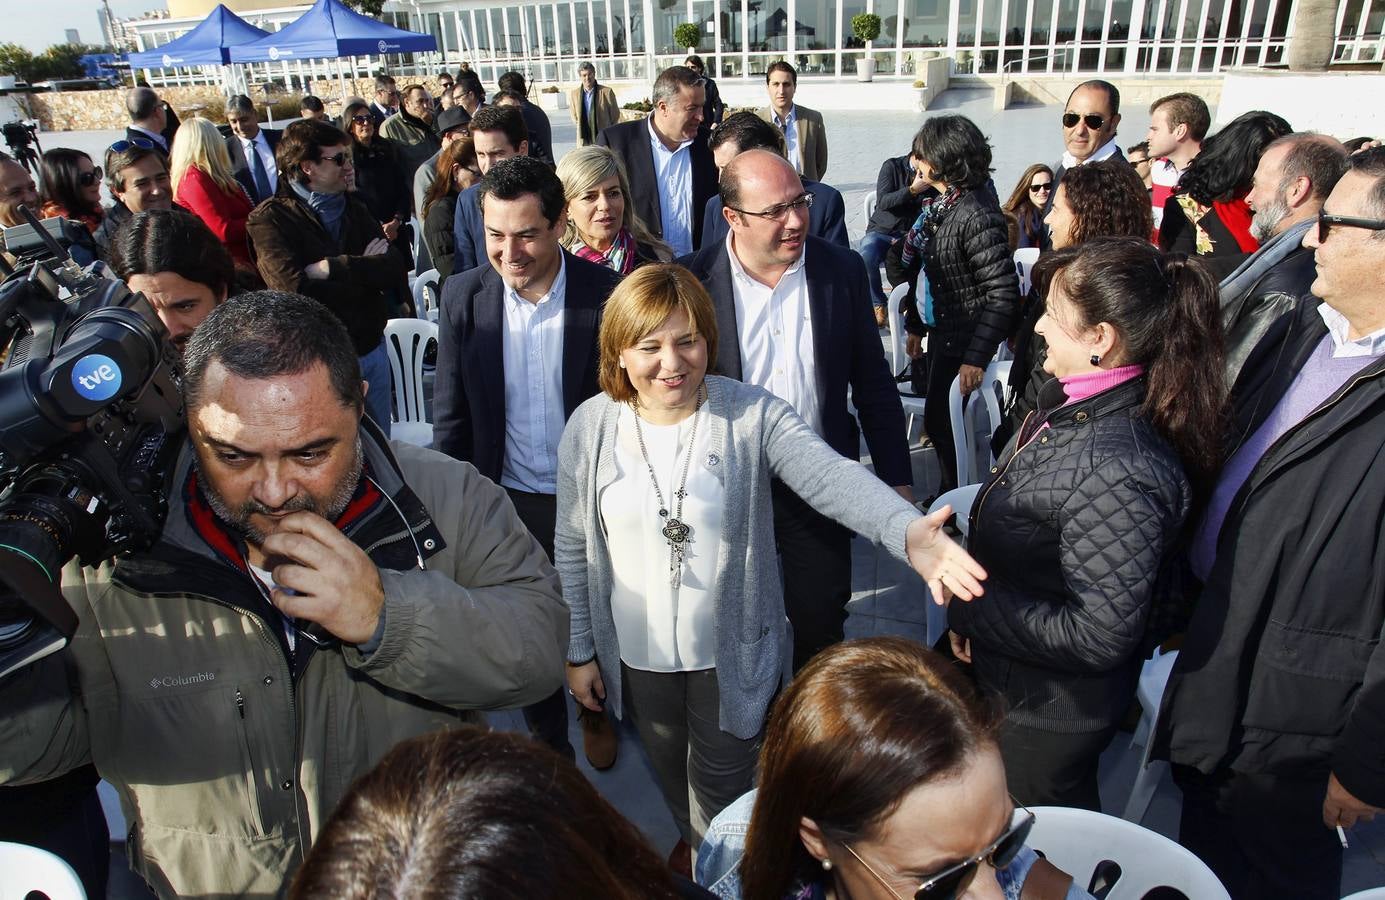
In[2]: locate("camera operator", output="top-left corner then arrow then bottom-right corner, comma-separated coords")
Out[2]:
0,150 -> 39,228
109,208 -> 234,352
93,139 -> 174,260
0,291 -> 568,898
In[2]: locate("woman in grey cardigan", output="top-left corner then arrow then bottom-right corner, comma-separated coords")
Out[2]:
556,264 -> 986,859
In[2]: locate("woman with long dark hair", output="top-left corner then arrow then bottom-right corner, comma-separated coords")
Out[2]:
696,638 -> 1090,900
39,147 -> 104,234
420,136 -> 480,279
1160,110 -> 1292,276
950,236 -> 1224,810
1002,163 -> 1053,249
897,115 -> 1019,492
341,99 -> 412,263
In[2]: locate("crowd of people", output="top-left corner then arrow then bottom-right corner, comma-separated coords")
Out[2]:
0,60 -> 1382,900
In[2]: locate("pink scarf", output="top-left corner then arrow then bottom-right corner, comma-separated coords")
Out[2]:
572,227 -> 637,275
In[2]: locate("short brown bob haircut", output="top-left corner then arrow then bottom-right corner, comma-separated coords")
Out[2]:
597,263 -> 719,404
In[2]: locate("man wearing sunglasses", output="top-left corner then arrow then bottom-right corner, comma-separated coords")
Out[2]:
246,119 -> 410,438
369,74 -> 399,129
1043,81 -> 1122,224
1218,133 -> 1348,386
1157,147 -> 1385,900
677,150 -> 911,672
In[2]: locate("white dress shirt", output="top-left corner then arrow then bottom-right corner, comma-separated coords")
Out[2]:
647,117 -> 695,257
1318,303 -> 1385,358
500,256 -> 567,494
240,131 -> 278,195
1061,137 -> 1121,170
772,105 -> 801,174
129,125 -> 167,151
601,403 -> 721,672
726,236 -> 821,434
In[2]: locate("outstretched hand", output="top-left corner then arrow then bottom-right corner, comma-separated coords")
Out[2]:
905,505 -> 987,606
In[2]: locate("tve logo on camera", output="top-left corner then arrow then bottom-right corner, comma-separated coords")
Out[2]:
71,354 -> 123,402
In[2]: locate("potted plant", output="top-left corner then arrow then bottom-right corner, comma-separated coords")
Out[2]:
852,12 -> 882,82
674,23 -> 701,54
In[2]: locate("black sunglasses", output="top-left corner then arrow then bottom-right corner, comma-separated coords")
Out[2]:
730,192 -> 814,220
108,137 -> 156,153
318,151 -> 352,167
78,166 -> 104,187
1062,112 -> 1106,130
1028,182 -> 1052,194
350,114 -> 373,125
1317,213 -> 1385,243
844,807 -> 1035,900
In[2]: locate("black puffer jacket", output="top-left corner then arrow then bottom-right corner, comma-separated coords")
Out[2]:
950,375 -> 1192,732
921,188 -> 1020,366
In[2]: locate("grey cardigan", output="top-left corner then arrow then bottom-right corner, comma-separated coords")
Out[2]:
556,375 -> 919,739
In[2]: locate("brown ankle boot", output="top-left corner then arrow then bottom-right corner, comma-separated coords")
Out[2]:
576,703 -> 618,770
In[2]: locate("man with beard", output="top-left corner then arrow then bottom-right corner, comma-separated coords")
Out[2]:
1218,133 -> 1347,385
0,292 -> 568,899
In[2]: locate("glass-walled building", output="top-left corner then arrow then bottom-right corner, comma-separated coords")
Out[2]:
128,0 -> 1384,87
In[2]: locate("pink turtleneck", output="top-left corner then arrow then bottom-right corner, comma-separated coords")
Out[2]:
1058,364 -> 1145,405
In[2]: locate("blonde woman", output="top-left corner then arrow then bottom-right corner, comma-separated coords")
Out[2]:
170,116 -> 255,269
556,145 -> 670,275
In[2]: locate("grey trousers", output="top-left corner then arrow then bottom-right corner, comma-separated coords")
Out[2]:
621,664 -> 761,846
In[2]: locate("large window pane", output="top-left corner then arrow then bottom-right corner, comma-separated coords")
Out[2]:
594,0 -> 611,53
722,0 -> 745,51
747,0 -> 790,51
627,0 -> 646,51
902,0 -> 950,45
576,2 -> 593,54
797,0 -> 834,50
655,0 -> 682,52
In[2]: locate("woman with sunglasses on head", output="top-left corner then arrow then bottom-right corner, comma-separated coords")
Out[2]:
697,637 -> 1092,900
950,237 -> 1224,811
38,147 -> 104,264
1001,164 -> 1053,251
169,117 -> 256,272
340,100 -> 413,266
558,265 -> 986,872
556,144 -> 671,274
894,115 -> 1020,494
419,135 -> 480,280
1159,110 -> 1292,279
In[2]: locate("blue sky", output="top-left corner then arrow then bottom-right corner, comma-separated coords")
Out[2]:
9,0 -> 165,52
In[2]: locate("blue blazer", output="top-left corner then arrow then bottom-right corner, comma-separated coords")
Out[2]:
699,178 -> 849,250
450,182 -> 488,277
433,250 -> 622,483
675,236 -> 912,488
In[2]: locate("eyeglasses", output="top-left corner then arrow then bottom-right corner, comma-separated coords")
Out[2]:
108,137 -> 155,154
1028,182 -> 1052,194
1317,213 -> 1385,243
1062,112 -> 1107,130
318,152 -> 352,167
841,807 -> 1036,900
730,192 -> 814,221
350,114 -> 372,125
78,166 -> 104,187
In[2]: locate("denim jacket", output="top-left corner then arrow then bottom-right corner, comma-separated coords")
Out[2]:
696,791 -> 1095,900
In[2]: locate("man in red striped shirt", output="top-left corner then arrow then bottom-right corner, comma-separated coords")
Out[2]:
1146,92 -> 1210,239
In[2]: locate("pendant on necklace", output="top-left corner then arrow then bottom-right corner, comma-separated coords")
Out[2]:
662,518 -> 691,544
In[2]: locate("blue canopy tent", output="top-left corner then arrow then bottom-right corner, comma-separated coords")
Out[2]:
127,4 -> 269,68
228,0 -> 437,64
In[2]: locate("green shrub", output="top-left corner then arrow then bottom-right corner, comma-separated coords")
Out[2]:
851,13 -> 882,44
674,23 -> 701,50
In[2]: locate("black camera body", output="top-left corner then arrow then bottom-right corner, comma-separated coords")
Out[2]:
0,208 -> 184,679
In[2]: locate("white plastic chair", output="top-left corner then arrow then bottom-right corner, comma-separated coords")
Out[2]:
98,779 -> 126,843
411,267 -> 442,322
1342,889 -> 1385,899
1014,247 -> 1040,297
925,484 -> 982,644
1027,806 -> 1231,900
383,318 -> 438,448
0,841 -> 87,899
1122,648 -> 1180,824
949,359 -> 1013,486
884,282 -> 927,439
863,190 -> 877,224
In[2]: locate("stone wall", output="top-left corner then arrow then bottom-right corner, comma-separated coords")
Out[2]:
974,74 -> 1224,110
29,85 -> 230,131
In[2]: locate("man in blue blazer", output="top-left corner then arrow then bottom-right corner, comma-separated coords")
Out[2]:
698,111 -> 848,250
677,149 -> 912,671
451,106 -> 529,278
435,156 -> 622,767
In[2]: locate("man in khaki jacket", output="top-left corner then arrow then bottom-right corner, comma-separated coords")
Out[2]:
568,61 -> 620,145
755,61 -> 828,182
0,292 -> 568,899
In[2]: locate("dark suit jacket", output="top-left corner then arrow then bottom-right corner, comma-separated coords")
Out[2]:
125,125 -> 168,157
597,118 -> 718,253
869,154 -> 926,236
517,100 -> 555,166
225,128 -> 282,205
676,236 -> 911,487
433,251 -> 622,483
699,178 -> 849,250
369,102 -> 394,129
451,182 -> 487,276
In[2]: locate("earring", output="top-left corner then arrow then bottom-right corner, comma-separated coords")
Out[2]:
1089,354 -> 1101,366
619,360 -> 626,369
821,858 -> 833,872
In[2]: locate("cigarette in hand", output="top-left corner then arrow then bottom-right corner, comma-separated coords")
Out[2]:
1337,825 -> 1349,848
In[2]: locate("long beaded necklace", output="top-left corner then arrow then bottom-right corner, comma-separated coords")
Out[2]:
629,383 -> 705,588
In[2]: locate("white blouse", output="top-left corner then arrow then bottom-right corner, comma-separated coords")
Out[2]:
599,402 -> 723,672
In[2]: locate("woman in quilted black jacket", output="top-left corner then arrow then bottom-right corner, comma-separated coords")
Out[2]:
948,237 -> 1225,810
898,115 -> 1021,491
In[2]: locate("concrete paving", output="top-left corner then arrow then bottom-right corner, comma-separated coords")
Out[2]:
35,93 -> 1382,897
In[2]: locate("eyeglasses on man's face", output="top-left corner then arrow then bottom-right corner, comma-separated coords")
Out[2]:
318,151 -> 352,168
1062,112 -> 1107,130
730,191 -> 814,221
1317,213 -> 1385,243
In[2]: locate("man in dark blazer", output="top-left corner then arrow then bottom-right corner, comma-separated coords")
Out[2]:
1042,79 -> 1125,227
435,156 -> 622,768
125,86 -> 170,156
451,106 -> 529,277
223,94 -> 282,206
700,111 -> 848,249
497,71 -> 555,167
597,65 -> 717,257
678,149 -> 912,671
